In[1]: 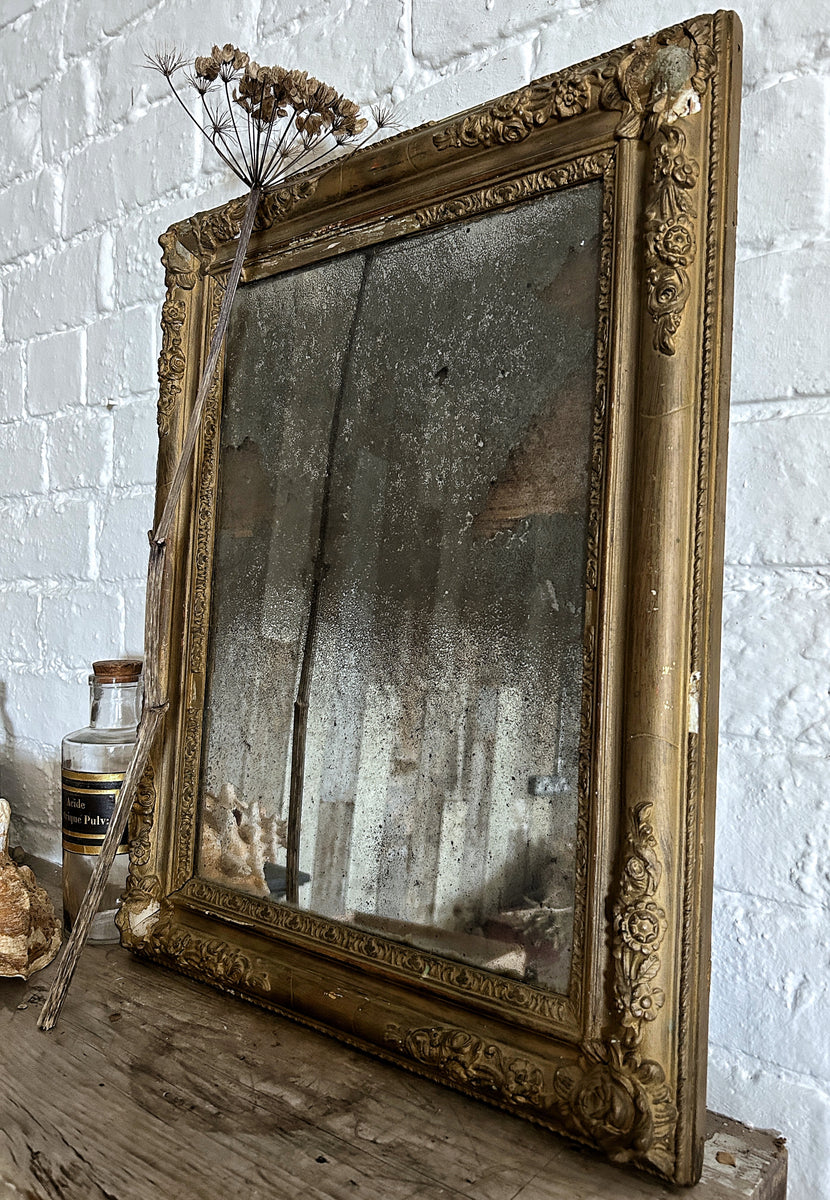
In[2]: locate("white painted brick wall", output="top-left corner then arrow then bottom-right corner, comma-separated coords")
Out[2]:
0,2 -> 827,1195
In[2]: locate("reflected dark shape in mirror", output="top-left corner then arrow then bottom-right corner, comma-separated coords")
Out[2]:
198,181 -> 602,995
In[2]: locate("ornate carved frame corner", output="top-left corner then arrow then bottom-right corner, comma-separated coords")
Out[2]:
121,11 -> 741,1185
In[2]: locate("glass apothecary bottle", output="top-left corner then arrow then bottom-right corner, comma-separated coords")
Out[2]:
61,658 -> 143,943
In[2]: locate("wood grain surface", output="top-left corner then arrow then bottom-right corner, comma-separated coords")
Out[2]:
0,866 -> 787,1200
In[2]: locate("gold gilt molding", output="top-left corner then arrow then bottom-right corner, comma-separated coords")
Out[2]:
173,178 -> 318,265
586,160 -> 615,593
644,124 -> 700,355
409,151 -> 612,229
144,907 -> 272,994
182,877 -> 575,1028
675,11 -> 728,1144
172,274 -> 226,890
567,155 -> 615,1008
175,152 -> 616,1034
431,16 -> 713,356
159,228 -> 201,290
187,276 -> 225,675
126,761 -> 156,872
117,761 -> 163,950
386,801 -> 677,1171
156,230 -> 200,437
612,802 -> 666,1034
433,15 -> 716,151
385,1024 -> 674,1173
156,297 -> 188,436
128,12 -> 741,1183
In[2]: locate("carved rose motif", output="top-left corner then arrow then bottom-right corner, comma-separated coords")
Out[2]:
617,959 -> 666,1028
624,853 -> 649,884
647,265 -> 689,318
553,77 -> 591,118
643,124 -> 699,354
569,1063 -> 640,1143
496,113 -> 535,143
391,1023 -> 675,1170
434,16 -> 717,150
616,898 -> 665,955
552,1039 -> 674,1161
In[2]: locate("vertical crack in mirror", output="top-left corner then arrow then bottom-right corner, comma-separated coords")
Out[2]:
121,12 -> 741,1185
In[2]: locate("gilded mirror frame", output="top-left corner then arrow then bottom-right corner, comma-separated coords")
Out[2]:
120,11 -> 741,1185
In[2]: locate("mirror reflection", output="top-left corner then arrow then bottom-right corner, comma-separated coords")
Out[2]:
198,182 -> 602,994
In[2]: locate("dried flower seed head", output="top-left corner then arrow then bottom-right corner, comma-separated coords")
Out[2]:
208,109 -> 235,141
186,69 -> 215,96
308,79 -> 339,113
370,101 -> 397,132
296,112 -> 324,138
332,97 -> 368,137
195,43 -> 249,83
145,46 -> 190,79
148,42 -> 394,191
194,55 -> 220,81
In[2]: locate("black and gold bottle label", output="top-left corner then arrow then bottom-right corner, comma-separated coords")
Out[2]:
61,769 -> 129,855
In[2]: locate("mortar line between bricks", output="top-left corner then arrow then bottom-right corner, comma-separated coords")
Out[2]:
708,1040 -> 830,1094
713,884 -> 827,915
0,171 -> 213,280
409,26 -> 553,76
724,559 -> 830,568
718,740 -> 830,760
741,65 -> 830,99
735,240 -> 830,264
59,0 -> 169,69
731,394 -> 830,406
729,410 -> 830,425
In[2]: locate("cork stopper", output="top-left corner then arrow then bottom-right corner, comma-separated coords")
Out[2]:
92,659 -> 143,683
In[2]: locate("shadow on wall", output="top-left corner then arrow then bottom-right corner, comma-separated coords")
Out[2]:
0,680 -> 60,861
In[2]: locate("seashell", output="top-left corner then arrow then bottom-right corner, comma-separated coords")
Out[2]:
0,798 -> 61,978
200,782 -> 287,899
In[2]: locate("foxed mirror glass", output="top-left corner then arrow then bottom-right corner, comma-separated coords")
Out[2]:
198,183 -> 602,995
122,12 -> 741,1185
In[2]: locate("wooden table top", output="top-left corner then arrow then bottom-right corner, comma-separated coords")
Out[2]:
0,863 -> 787,1200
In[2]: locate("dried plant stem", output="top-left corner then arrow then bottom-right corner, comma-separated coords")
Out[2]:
38,186 -> 262,1032
285,251 -> 372,903
153,184 -> 262,555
